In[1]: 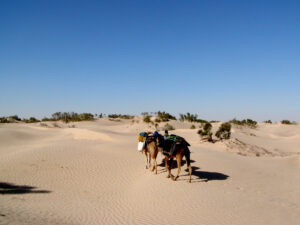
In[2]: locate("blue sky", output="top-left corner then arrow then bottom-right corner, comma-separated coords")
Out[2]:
1,0 -> 299,121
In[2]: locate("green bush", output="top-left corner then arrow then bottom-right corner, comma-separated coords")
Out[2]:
154,118 -> 161,123
215,122 -> 231,140
156,111 -> 176,122
264,120 -> 272,124
190,125 -> 196,129
281,120 -> 297,125
108,114 -> 133,119
197,122 -> 213,141
179,113 -> 208,123
0,117 -> 9,123
8,115 -> 21,121
143,116 -> 151,123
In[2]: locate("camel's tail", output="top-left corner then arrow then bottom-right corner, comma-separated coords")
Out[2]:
184,146 -> 192,183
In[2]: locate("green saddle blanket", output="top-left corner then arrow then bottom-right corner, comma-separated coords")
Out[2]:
166,135 -> 190,146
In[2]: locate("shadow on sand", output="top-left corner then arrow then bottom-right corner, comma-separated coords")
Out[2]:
157,158 -> 229,183
0,182 -> 51,195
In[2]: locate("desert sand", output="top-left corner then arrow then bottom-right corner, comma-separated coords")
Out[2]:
0,118 -> 299,225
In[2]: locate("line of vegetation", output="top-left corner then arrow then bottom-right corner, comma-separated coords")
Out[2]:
108,114 -> 134,119
229,118 -> 257,128
179,113 -> 208,123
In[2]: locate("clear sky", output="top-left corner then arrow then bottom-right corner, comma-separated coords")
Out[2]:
1,0 -> 299,121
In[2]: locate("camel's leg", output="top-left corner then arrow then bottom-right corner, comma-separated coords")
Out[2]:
172,154 -> 182,181
168,158 -> 174,178
144,151 -> 149,169
153,157 -> 157,174
148,154 -> 152,170
184,147 -> 192,183
165,156 -> 174,178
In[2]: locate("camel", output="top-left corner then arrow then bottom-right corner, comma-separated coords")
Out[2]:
141,135 -> 160,174
156,135 -> 192,183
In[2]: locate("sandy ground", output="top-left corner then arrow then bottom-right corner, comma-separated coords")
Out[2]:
0,118 -> 299,225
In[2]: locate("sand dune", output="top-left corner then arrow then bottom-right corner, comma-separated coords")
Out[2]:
0,119 -> 299,225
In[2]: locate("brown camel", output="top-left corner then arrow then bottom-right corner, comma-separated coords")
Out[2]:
156,135 -> 192,183
142,136 -> 160,174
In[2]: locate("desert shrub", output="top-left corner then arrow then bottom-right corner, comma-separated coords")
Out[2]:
8,115 -> 21,121
190,125 -> 196,129
229,118 -> 257,128
0,117 -> 9,123
264,120 -> 272,124
108,114 -> 133,119
23,117 -> 40,123
154,118 -> 161,123
281,120 -> 297,125
210,120 -> 219,123
197,122 -> 213,141
156,111 -> 176,122
164,123 -> 175,131
143,116 -> 151,123
141,112 -> 150,116
179,113 -> 208,123
51,112 -> 95,123
215,122 -> 231,140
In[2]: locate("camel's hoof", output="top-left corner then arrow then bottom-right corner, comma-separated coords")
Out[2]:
166,175 -> 170,178
172,176 -> 178,181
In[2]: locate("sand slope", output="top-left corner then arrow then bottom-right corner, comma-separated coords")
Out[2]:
0,119 -> 299,225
